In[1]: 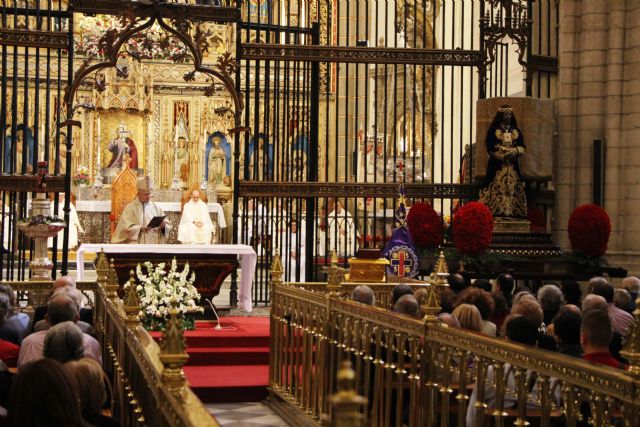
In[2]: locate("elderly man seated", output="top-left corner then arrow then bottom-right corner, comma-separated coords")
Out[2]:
32,276 -> 93,335
18,295 -> 101,370
351,285 -> 376,306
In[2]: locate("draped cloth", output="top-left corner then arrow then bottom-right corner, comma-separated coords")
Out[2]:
178,199 -> 214,244
112,199 -> 170,244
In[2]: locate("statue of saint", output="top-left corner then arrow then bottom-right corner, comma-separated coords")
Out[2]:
176,137 -> 189,185
107,122 -> 138,170
207,136 -> 225,185
478,105 -> 527,218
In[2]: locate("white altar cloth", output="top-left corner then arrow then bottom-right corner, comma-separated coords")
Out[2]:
75,201 -> 227,228
76,243 -> 256,312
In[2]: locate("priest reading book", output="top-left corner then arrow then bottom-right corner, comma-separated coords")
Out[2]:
112,176 -> 172,244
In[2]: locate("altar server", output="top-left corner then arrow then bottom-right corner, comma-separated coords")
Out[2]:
112,176 -> 170,244
178,188 -> 214,244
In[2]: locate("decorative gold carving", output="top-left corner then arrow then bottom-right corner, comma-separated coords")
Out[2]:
493,217 -> 531,234
346,258 -> 389,283
238,181 -> 478,199
0,174 -> 66,193
621,297 -> 640,378
421,284 -> 441,323
123,269 -> 141,328
159,307 -> 190,400
0,29 -> 68,49
95,249 -> 109,287
240,44 -> 483,66
105,259 -> 120,301
326,251 -> 348,293
329,360 -> 367,427
431,250 -> 450,288
271,253 -> 284,284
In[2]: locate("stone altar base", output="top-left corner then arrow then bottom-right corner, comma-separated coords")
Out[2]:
493,217 -> 531,234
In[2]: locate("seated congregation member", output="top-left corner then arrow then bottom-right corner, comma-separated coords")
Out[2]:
581,309 -> 624,369
178,188 -> 214,244
495,273 -> 515,308
552,306 -> 582,358
393,294 -> 420,319
537,284 -> 564,326
0,284 -> 30,337
0,338 -> 19,368
473,279 -> 492,293
32,275 -> 93,330
614,289 -> 632,314
466,316 -> 543,427
581,294 -> 625,363
439,287 -> 456,314
510,293 -> 557,351
65,358 -> 120,427
7,359 -> 86,427
43,322 -> 85,364
455,288 -> 496,336
0,295 -> 22,345
18,295 -> 101,370
621,276 -> 640,312
560,280 -> 582,307
351,285 -> 376,306
452,304 -> 482,333
447,273 -> 468,294
438,313 -> 460,328
33,286 -> 95,336
390,284 -> 413,308
589,276 -> 634,336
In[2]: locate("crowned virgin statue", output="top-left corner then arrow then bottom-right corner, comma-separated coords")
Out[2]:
478,105 -> 527,218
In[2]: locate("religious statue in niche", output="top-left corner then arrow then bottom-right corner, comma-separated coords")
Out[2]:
205,132 -> 231,186
478,105 -> 527,218
176,136 -> 189,184
244,133 -> 273,180
107,122 -> 138,170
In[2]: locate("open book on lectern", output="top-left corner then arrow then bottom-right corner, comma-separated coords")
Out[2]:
146,216 -> 166,229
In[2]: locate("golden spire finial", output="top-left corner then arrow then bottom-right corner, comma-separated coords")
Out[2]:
159,306 -> 190,399
329,359 -> 367,426
95,250 -> 109,286
271,251 -> 284,284
123,269 -> 141,328
432,251 -> 450,288
326,251 -> 348,293
621,298 -> 640,378
105,258 -> 119,301
421,283 -> 441,324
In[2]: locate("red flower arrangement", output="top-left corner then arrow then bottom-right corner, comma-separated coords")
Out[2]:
452,202 -> 494,256
406,202 -> 442,249
568,204 -> 611,257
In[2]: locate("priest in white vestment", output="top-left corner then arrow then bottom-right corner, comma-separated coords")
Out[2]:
178,189 -> 214,244
48,193 -> 84,249
282,220 -> 305,282
327,201 -> 359,257
112,176 -> 171,244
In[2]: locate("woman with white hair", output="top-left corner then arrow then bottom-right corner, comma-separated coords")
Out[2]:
43,321 -> 85,364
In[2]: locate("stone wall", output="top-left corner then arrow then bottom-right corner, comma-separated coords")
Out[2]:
556,0 -> 640,274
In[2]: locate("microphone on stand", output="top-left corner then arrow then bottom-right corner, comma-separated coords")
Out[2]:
206,298 -> 223,330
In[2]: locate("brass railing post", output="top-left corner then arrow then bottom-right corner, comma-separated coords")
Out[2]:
269,253 -> 283,388
329,359 -> 367,427
123,269 -> 141,328
95,249 -> 109,288
105,259 -> 120,301
326,251 -> 347,294
621,297 -> 640,419
159,307 -> 190,400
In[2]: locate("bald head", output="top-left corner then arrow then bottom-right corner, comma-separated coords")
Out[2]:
622,276 -> 640,293
53,275 -> 76,290
351,285 -> 376,306
588,276 -> 609,294
582,294 -> 608,314
563,304 -> 582,315
394,294 -> 420,318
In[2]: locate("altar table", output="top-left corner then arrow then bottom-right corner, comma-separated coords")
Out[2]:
76,244 -> 256,312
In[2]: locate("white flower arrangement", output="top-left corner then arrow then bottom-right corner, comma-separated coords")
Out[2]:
128,258 -> 204,330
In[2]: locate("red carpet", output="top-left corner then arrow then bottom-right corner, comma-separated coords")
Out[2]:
151,317 -> 270,403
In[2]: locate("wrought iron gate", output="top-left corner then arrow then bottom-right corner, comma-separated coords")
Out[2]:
236,0 -> 559,305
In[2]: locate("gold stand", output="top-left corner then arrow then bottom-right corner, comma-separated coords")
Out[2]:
493,217 -> 530,234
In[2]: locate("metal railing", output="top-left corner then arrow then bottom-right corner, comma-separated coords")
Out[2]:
4,250 -> 219,427
269,257 -> 640,427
